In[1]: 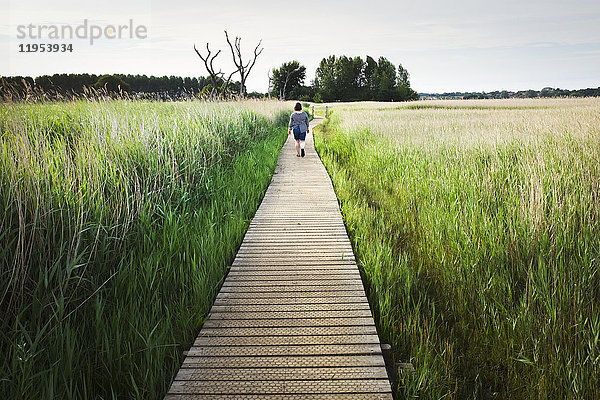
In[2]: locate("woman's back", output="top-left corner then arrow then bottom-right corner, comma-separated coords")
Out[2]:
289,111 -> 309,133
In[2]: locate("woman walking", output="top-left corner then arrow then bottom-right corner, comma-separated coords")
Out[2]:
288,102 -> 310,157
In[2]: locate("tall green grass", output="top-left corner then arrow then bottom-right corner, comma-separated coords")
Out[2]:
0,99 -> 289,399
315,104 -> 600,399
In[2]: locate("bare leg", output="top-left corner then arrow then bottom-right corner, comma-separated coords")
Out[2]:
295,140 -> 301,156
300,141 -> 305,150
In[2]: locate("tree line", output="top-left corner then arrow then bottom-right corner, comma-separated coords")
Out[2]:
420,87 -> 600,100
0,73 -> 262,101
270,55 -> 418,102
3,66 -> 598,103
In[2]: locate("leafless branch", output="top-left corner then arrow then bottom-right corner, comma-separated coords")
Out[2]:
194,43 -> 224,98
224,30 -> 264,96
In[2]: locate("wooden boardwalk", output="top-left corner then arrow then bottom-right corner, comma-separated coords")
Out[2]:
165,118 -> 393,399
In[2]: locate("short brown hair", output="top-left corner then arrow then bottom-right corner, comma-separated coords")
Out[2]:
294,102 -> 302,111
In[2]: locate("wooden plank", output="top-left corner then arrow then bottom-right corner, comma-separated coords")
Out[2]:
185,343 -> 382,357
223,273 -> 362,281
240,233 -> 350,237
228,261 -> 359,267
194,334 -> 381,347
241,227 -> 348,232
237,240 -> 354,245
207,309 -> 374,320
224,273 -> 362,280
221,279 -> 363,286
198,325 -> 379,337
166,393 -> 393,400
235,247 -> 354,254
168,379 -> 392,395
174,366 -> 389,381
226,269 -> 360,275
211,296 -> 369,306
248,221 -> 346,226
181,354 -> 386,368
218,284 -> 365,293
238,242 -> 352,247
232,256 -> 355,261
220,282 -> 365,289
231,259 -> 356,266
227,264 -> 359,271
202,317 -> 376,329
215,290 -> 367,299
208,303 -> 370,313
247,223 -> 346,227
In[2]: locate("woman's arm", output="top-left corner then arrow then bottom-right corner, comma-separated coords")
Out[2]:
305,112 -> 310,133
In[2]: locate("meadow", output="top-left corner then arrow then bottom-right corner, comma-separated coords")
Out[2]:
314,98 -> 600,399
0,98 -> 291,399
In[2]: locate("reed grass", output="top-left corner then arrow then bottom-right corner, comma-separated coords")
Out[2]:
314,98 -> 600,399
0,98 -> 290,399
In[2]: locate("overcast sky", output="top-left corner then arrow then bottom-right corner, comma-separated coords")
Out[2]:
2,0 -> 599,93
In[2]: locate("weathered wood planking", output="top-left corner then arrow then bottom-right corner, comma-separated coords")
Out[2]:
165,117 -> 392,399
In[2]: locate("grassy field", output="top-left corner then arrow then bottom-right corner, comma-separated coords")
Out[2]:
0,98 -> 291,399
314,98 -> 600,399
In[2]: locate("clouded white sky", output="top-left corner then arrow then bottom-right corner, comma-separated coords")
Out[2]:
2,0 -> 599,93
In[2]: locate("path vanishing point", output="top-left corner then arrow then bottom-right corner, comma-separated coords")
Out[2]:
165,117 -> 393,399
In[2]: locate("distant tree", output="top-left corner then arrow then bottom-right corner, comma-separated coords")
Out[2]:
93,75 -> 130,93
373,57 -> 397,101
183,77 -> 193,90
271,61 -> 306,100
397,63 -> 410,86
314,55 -> 337,101
290,85 -> 315,102
362,56 -> 378,98
246,91 -> 265,99
525,89 -> 539,98
334,56 -> 364,100
396,64 -> 418,101
540,87 -> 556,97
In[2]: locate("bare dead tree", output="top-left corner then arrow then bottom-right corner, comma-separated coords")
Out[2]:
224,30 -> 264,97
194,42 -> 243,98
194,43 -> 223,98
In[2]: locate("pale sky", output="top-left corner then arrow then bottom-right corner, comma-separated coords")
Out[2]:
1,0 -> 599,93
